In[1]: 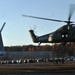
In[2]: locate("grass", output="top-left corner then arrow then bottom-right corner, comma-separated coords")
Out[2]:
0,64 -> 75,74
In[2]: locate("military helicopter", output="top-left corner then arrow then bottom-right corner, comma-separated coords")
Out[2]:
22,4 -> 75,46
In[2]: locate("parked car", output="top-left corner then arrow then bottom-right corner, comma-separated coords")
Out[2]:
0,61 -> 7,64
67,56 -> 75,61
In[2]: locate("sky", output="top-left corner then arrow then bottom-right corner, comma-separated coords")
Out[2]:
0,0 -> 75,46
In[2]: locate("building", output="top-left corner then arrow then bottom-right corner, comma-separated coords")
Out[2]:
6,51 -> 52,60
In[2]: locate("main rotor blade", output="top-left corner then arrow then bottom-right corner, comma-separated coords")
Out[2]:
0,22 -> 6,32
68,4 -> 75,21
22,14 -> 68,23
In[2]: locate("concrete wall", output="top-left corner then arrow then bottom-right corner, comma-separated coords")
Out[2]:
6,51 -> 52,60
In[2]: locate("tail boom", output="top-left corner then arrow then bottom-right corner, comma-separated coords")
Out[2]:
29,30 -> 37,43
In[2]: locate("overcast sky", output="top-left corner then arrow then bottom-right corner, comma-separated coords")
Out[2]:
0,0 -> 75,46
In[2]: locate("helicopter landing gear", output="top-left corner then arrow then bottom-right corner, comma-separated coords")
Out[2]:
61,42 -> 66,46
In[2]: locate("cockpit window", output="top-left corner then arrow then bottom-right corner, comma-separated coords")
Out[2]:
72,24 -> 75,28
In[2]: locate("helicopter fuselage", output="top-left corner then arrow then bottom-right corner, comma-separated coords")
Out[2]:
29,24 -> 75,45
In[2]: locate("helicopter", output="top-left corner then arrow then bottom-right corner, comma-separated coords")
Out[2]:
22,4 -> 75,46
